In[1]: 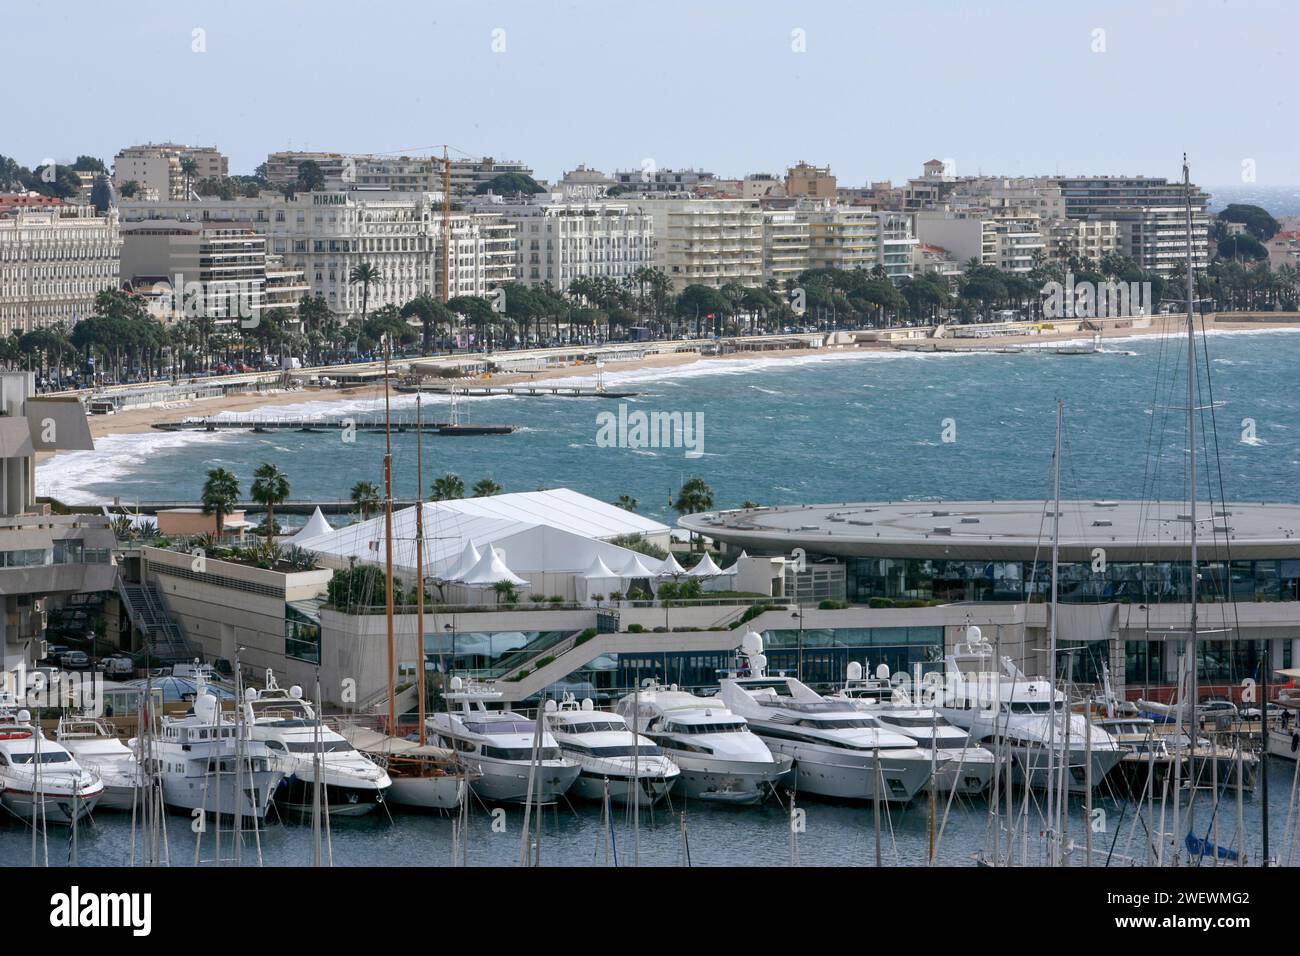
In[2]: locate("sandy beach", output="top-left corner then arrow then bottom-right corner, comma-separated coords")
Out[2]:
49,312 -> 1300,462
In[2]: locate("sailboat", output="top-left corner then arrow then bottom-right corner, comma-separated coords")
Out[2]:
341,350 -> 467,811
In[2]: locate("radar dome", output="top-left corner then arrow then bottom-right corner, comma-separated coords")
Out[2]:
966,624 -> 982,642
450,676 -> 463,691
876,664 -> 891,681
289,685 -> 303,700
581,698 -> 594,711
193,693 -> 218,724
741,631 -> 764,655
752,653 -> 768,672
846,661 -> 863,680
244,687 -> 257,702
544,699 -> 558,712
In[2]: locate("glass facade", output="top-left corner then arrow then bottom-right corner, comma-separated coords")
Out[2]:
535,626 -> 945,704
285,604 -> 321,663
845,557 -> 1300,604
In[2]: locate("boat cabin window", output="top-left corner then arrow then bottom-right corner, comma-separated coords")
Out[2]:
565,743 -> 664,758
10,751 -> 72,764
481,745 -> 561,761
555,719 -> 624,733
284,740 -> 355,754
797,718 -> 877,730
665,721 -> 745,734
881,715 -> 954,728
741,679 -> 796,697
1007,701 -> 1062,714
464,720 -> 536,735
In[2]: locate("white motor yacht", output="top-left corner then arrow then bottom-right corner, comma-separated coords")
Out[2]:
135,675 -> 283,820
0,696 -> 102,824
55,715 -> 142,811
615,682 -> 793,803
828,663 -> 996,796
717,634 -> 934,802
244,673 -> 391,817
937,627 -> 1122,792
545,695 -> 679,806
426,677 -> 579,804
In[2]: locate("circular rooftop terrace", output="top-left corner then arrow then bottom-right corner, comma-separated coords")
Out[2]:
679,500 -> 1300,562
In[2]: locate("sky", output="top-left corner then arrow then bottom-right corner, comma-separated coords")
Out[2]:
3,0 -> 1297,188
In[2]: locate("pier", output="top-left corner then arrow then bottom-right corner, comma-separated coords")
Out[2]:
151,418 -> 516,435
396,383 -> 639,398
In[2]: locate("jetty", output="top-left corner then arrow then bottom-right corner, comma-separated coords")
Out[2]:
396,383 -> 638,398
151,418 -> 516,436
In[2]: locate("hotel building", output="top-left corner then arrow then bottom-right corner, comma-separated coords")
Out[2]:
0,203 -> 121,335
643,198 -> 764,291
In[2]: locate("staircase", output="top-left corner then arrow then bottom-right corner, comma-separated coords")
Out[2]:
117,578 -> 195,663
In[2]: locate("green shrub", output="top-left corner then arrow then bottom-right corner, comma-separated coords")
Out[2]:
818,599 -> 850,610
534,655 -> 554,669
575,628 -> 597,645
868,597 -> 895,608
627,623 -> 645,633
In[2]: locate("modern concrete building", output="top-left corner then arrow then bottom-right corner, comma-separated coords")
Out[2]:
761,209 -> 810,287
643,198 -> 764,290
915,208 -> 1045,273
680,499 -> 1300,698
113,144 -> 227,200
0,204 -> 121,334
1,372 -> 116,672
612,167 -> 716,196
119,219 -> 268,326
264,151 -> 536,196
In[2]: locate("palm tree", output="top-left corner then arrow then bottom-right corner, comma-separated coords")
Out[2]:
673,477 -> 715,551
201,467 -> 241,539
350,480 -> 380,519
250,462 -> 291,539
614,495 -> 638,512
431,473 -> 465,501
179,157 -> 198,199
348,262 -> 383,324
472,477 -> 502,498
492,580 -> 518,606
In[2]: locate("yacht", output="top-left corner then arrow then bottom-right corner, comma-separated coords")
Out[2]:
55,715 -> 142,811
243,672 -> 391,817
717,634 -> 934,802
426,677 -> 579,804
615,683 -> 793,803
135,676 -> 284,819
545,695 -> 679,806
828,663 -> 996,795
1094,716 -> 1181,788
0,696 -> 102,824
937,627 -> 1123,793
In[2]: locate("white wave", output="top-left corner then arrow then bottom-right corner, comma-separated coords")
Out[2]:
36,428 -> 248,505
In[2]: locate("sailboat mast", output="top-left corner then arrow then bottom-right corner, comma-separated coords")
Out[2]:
382,339 -> 397,736
415,394 -> 428,745
1047,398 -> 1062,864
1184,155 -> 1199,842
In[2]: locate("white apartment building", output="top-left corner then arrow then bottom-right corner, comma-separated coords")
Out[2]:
119,192 -> 508,320
266,151 -> 536,196
761,209 -> 810,287
643,198 -> 763,290
915,208 -> 1045,273
613,167 -> 716,196
797,204 -> 917,280
113,144 -> 228,200
0,205 -> 121,335
1045,217 -> 1122,264
470,193 -> 654,288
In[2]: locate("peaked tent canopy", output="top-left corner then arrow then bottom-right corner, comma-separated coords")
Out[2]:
439,539 -> 482,583
657,553 -> 687,577
288,507 -> 333,544
458,546 -> 529,588
686,553 -> 724,577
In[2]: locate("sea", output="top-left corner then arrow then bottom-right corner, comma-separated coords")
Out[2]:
0,772 -> 1291,868
37,327 -> 1300,524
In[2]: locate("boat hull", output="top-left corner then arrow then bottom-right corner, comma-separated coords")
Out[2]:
273,775 -> 387,817
571,770 -> 677,806
757,737 -> 932,802
160,769 -> 283,820
1006,744 -> 1123,793
468,759 -> 580,804
669,753 -> 794,804
1,787 -> 101,825
384,774 -> 465,811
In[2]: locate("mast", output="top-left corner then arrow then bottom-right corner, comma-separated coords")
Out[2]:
1183,155 -> 1199,848
441,146 -> 451,304
383,338 -> 397,736
1046,398 -> 1063,865
415,394 -> 428,746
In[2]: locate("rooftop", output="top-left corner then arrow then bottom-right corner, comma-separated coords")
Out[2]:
680,500 -> 1300,562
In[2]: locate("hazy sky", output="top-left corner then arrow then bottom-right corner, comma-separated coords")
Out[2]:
4,0 -> 1297,187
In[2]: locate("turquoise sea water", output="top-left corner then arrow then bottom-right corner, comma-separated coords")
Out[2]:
40,329 -> 1300,521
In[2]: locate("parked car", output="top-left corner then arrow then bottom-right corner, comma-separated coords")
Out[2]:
58,649 -> 90,669
99,655 -> 135,678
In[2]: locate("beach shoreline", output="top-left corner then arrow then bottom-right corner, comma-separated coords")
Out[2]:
44,313 -> 1300,467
